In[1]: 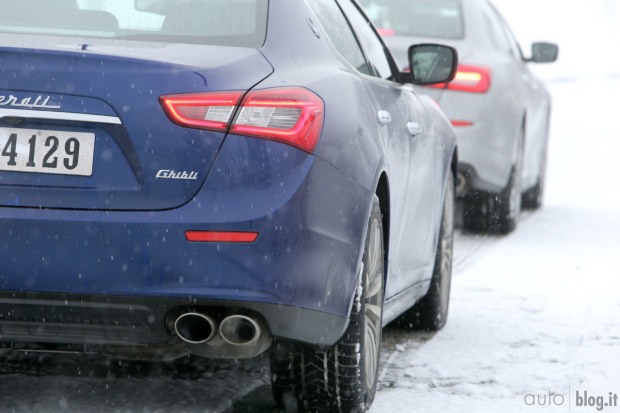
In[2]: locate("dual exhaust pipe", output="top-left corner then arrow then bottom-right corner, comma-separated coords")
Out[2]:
174,312 -> 263,347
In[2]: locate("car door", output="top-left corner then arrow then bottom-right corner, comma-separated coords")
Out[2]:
336,0 -> 440,297
488,2 -> 550,189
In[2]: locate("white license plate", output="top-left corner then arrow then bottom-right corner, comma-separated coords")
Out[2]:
0,128 -> 95,176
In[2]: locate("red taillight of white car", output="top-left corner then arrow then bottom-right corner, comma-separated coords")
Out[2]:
160,87 -> 324,153
429,65 -> 491,94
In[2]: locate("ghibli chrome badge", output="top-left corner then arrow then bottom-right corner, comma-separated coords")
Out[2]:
0,95 -> 61,109
156,169 -> 199,180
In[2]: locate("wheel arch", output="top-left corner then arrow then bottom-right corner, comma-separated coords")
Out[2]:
519,111 -> 527,149
375,172 -> 390,289
451,146 -> 458,183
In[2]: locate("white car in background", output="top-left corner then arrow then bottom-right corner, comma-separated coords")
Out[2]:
361,0 -> 558,233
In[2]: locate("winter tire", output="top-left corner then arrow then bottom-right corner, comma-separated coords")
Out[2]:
269,196 -> 385,413
522,147 -> 547,210
490,162 -> 521,234
463,128 -> 524,234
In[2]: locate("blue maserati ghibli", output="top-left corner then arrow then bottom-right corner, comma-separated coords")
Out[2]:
0,0 -> 457,411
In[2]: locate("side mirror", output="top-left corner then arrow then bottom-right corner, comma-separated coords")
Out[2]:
407,44 -> 458,85
529,42 -> 559,63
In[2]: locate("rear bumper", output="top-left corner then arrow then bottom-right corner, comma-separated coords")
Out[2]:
0,136 -> 370,351
423,87 -> 516,193
456,162 -> 505,197
0,292 -> 348,353
455,124 -> 513,192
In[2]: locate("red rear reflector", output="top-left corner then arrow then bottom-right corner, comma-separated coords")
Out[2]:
451,120 -> 474,127
160,87 -> 324,153
428,65 -> 491,93
160,92 -> 243,131
185,231 -> 259,243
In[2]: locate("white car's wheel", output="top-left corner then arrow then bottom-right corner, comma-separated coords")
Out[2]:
522,144 -> 548,210
464,127 -> 524,234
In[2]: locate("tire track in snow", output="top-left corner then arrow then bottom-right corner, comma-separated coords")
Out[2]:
452,211 -> 533,274
376,212 -> 534,391
452,230 -> 496,275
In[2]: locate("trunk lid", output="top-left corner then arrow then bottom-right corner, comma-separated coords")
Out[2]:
0,36 -> 273,210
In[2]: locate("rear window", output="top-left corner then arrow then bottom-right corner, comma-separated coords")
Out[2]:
0,0 -> 268,47
359,0 -> 464,40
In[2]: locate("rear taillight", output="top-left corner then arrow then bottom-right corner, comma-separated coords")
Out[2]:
160,92 -> 243,131
160,87 -> 324,153
428,65 -> 491,94
377,28 -> 395,36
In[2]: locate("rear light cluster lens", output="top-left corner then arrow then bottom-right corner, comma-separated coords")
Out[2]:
160,92 -> 243,130
428,65 -> 491,94
376,28 -> 396,36
160,87 -> 324,153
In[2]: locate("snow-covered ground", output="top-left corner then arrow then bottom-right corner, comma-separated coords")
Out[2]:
2,2 -> 620,412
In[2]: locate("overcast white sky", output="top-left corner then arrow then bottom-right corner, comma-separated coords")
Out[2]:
493,0 -> 620,79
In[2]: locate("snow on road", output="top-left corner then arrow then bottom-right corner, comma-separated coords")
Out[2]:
373,75 -> 620,413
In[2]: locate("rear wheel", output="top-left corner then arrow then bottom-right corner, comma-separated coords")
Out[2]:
491,159 -> 522,233
463,129 -> 524,234
522,145 -> 547,210
523,112 -> 550,210
270,196 -> 385,413
394,172 -> 454,331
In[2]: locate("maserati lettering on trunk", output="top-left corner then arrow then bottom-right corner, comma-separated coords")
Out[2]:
0,95 -> 61,109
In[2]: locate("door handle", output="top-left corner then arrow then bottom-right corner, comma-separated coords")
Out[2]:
378,110 -> 392,125
407,121 -> 423,136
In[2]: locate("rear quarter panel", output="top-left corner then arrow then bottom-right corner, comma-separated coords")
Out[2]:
263,0 -> 456,322
258,0 -> 387,316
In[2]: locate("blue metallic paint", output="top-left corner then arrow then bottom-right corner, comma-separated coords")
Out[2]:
0,42 -> 273,210
0,136 -> 368,318
0,0 -> 456,349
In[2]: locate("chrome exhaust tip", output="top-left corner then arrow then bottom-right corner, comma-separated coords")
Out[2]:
174,312 -> 217,344
219,315 -> 261,346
